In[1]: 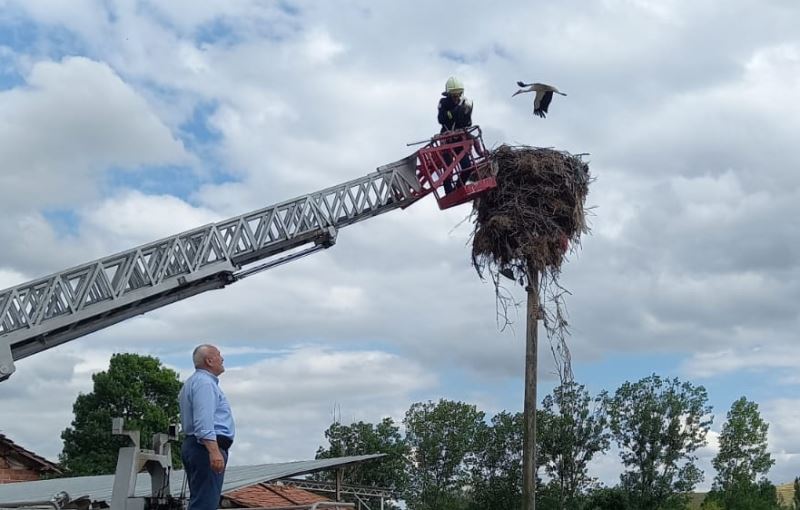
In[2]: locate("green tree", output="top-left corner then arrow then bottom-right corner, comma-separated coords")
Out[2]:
468,411 -> 524,510
540,381 -> 609,509
469,410 -> 561,510
702,479 -> 781,510
699,498 -> 723,510
604,374 -> 712,510
583,486 -> 630,510
59,353 -> 182,475
793,477 -> 800,509
315,417 -> 409,507
404,399 -> 487,510
713,397 -> 774,488
469,410 -> 557,510
704,397 -> 777,509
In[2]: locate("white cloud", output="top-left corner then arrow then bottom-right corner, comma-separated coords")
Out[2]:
223,346 -> 435,464
0,269 -> 27,289
0,344 -> 435,465
0,191 -> 220,279
300,28 -> 346,65
760,399 -> 800,484
0,57 -> 190,213
682,346 -> 800,379
79,190 -> 221,251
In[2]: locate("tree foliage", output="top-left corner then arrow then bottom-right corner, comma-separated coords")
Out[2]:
713,396 -> 774,489
305,376 -> 789,510
583,486 -> 631,510
604,374 -> 712,510
540,381 -> 609,509
702,479 -> 782,510
468,411 -> 525,510
404,400 -> 487,510
704,397 -> 777,509
59,353 -> 182,475
315,417 -> 409,506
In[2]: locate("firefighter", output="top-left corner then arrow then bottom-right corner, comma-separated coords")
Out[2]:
438,76 -> 473,132
437,76 -> 474,193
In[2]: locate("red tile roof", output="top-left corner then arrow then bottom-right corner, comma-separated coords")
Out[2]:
0,434 -> 61,474
226,483 -> 347,509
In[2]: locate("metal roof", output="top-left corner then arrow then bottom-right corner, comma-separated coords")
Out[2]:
0,454 -> 384,505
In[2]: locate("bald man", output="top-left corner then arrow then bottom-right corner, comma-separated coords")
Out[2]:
179,344 -> 235,510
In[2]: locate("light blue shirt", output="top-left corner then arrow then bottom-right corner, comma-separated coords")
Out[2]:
179,369 -> 235,441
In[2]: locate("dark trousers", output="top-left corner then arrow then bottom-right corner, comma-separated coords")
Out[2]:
182,437 -> 229,510
442,151 -> 472,194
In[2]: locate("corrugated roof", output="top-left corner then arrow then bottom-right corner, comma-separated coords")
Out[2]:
0,454 -> 383,505
0,434 -> 61,474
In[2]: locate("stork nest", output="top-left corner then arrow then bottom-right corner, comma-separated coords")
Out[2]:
470,145 -> 592,382
471,144 -> 591,280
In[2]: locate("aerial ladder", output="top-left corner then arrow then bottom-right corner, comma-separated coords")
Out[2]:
0,126 -> 496,382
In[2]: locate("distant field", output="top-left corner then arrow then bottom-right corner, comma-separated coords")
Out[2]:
777,481 -> 795,507
687,492 -> 705,509
687,482 -> 795,509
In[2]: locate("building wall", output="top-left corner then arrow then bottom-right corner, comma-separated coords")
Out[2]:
0,455 -> 43,484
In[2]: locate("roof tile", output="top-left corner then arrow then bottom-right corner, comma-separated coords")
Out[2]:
227,483 -> 332,507
0,434 -> 61,474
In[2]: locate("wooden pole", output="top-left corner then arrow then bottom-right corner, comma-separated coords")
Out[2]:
523,264 -> 540,510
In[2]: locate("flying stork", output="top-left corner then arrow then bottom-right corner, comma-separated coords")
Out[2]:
512,81 -> 567,118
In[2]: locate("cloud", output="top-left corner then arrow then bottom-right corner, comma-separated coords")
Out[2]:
0,347 -> 95,462
0,269 -> 28,290
0,190 -> 219,279
682,346 -> 800,379
299,28 -> 346,64
759,399 -> 800,484
223,346 -> 436,464
0,57 -> 190,213
79,190 -> 221,250
0,344 -> 435,465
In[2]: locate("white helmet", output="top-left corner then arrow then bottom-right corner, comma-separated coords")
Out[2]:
445,76 -> 464,94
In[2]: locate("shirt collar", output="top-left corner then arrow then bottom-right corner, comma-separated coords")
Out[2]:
195,368 -> 219,383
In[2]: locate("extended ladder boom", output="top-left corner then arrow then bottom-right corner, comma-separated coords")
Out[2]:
0,155 -> 421,380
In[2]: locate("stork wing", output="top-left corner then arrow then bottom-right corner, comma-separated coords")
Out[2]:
539,90 -> 554,112
533,90 -> 553,118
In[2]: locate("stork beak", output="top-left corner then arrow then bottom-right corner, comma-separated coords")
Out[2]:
512,90 -> 522,97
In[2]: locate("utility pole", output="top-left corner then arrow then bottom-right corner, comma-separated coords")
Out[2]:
522,263 -> 540,510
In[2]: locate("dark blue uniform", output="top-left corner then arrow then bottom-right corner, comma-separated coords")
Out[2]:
437,93 -> 474,192
438,93 -> 473,132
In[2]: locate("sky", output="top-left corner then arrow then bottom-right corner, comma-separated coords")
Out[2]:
0,0 -> 799,493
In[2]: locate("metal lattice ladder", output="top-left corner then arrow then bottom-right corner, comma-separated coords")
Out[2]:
0,155 -> 421,381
